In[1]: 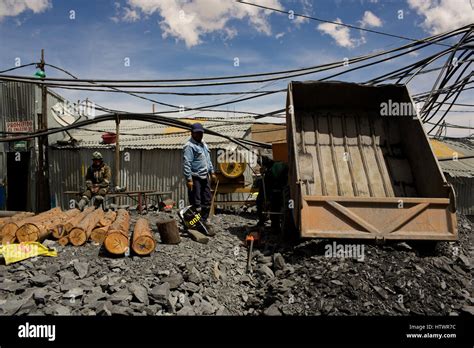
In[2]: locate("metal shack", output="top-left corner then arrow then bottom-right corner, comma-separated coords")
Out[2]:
286,81 -> 457,241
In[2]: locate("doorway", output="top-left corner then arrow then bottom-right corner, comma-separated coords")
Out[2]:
7,151 -> 30,211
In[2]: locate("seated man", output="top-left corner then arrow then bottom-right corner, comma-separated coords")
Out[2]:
256,156 -> 289,233
76,152 -> 111,210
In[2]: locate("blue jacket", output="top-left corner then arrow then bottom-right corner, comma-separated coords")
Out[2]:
183,137 -> 214,180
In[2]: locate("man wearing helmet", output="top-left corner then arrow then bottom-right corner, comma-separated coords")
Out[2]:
76,151 -> 112,210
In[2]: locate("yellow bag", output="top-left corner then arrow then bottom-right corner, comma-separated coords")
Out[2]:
0,242 -> 58,265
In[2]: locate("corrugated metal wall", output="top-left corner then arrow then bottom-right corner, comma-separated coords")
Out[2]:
447,175 -> 474,215
0,82 -> 71,211
0,81 -> 38,211
49,148 -> 250,209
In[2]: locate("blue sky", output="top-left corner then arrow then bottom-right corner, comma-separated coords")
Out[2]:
0,0 -> 472,136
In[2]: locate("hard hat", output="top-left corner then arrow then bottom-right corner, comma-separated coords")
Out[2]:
92,151 -> 103,160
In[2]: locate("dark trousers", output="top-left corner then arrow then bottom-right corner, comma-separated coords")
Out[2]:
188,176 -> 212,221
83,187 -> 108,200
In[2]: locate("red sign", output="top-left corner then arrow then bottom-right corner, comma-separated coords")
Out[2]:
6,120 -> 34,133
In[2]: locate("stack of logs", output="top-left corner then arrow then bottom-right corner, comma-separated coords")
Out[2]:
0,207 -> 169,257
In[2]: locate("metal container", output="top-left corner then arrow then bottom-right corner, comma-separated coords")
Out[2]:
286,81 -> 457,241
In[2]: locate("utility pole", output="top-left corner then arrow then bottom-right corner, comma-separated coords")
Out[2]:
115,115 -> 120,187
36,49 -> 51,212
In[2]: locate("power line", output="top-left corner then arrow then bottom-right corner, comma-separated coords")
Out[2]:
0,62 -> 37,74
236,0 -> 460,48
1,25 -> 469,89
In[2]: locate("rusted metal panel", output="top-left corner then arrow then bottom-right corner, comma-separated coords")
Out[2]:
287,81 -> 457,240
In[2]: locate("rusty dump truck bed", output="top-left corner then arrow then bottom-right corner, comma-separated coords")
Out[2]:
286,81 -> 457,241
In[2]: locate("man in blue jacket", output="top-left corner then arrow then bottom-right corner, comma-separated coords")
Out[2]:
183,123 -> 217,236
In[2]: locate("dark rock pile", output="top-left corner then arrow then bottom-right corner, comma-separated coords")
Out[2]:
0,212 -> 471,316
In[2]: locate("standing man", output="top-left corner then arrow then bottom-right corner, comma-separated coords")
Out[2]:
256,156 -> 288,233
183,123 -> 217,236
76,151 -> 111,210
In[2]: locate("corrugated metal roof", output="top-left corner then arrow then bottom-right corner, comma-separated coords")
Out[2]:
54,117 -> 254,150
430,138 -> 474,178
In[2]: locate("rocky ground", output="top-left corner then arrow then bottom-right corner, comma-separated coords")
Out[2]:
0,211 -> 472,316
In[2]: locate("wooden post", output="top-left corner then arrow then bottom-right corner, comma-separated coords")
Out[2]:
115,116 -> 120,187
36,48 -> 51,212
104,209 -> 130,255
157,218 -> 180,244
114,116 -> 120,207
131,218 -> 156,255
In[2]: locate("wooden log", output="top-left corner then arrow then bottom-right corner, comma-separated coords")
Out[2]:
16,210 -> 72,242
90,211 -> 116,243
2,232 -> 17,245
0,212 -> 36,239
9,207 -> 62,243
0,212 -> 35,227
104,209 -> 130,255
90,226 -> 110,244
1,207 -> 60,240
58,236 -> 69,246
64,206 -> 95,232
1,211 -> 40,244
51,209 -> 81,239
97,210 -> 117,227
131,218 -> 156,256
157,218 -> 180,244
69,208 -> 105,246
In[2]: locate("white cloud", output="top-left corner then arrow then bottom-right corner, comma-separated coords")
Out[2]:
275,32 -> 285,39
123,7 -> 140,22
125,0 -> 283,48
360,10 -> 382,28
0,0 -> 50,20
407,0 -> 474,34
318,11 -> 384,48
292,0 -> 312,25
110,2 -> 140,23
317,18 -> 356,48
